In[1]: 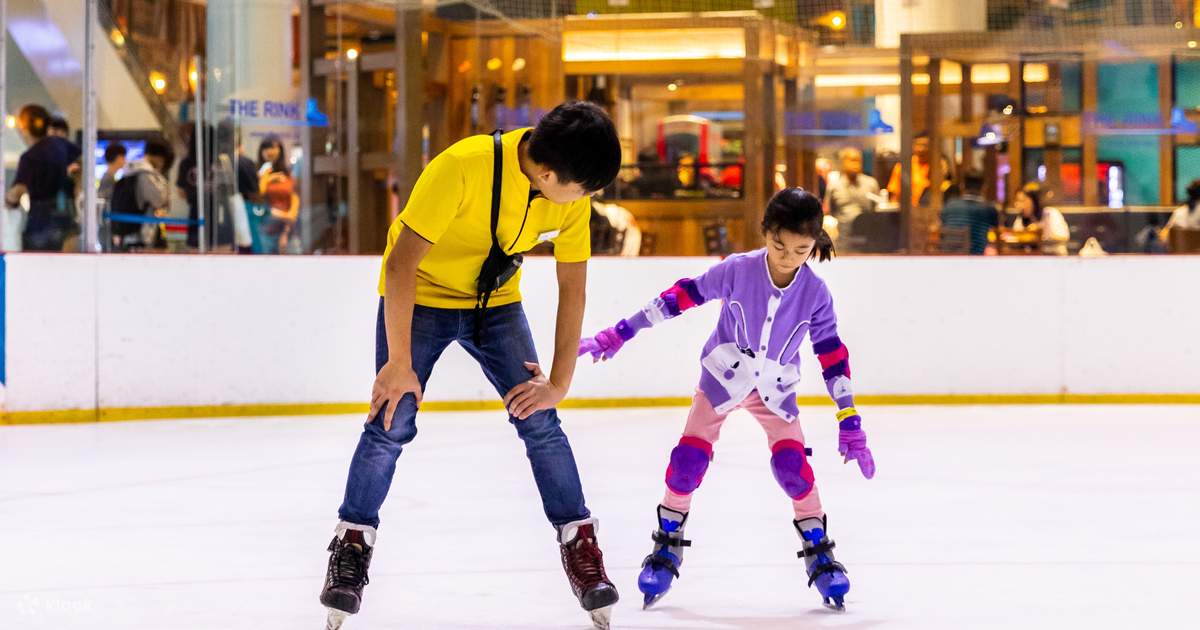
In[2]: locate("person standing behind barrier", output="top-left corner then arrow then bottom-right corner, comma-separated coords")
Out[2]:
48,115 -> 72,140
5,104 -> 82,251
234,136 -> 262,253
887,131 -> 931,207
1163,178 -> 1200,233
178,126 -> 208,249
108,138 -> 175,251
98,142 -> 127,202
257,134 -> 298,254
826,148 -> 879,253
1011,183 -> 1069,255
939,169 -> 999,255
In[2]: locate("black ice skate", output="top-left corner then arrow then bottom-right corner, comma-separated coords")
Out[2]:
558,517 -> 619,629
320,525 -> 374,629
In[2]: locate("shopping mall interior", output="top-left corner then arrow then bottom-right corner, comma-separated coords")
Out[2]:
6,0 -> 1200,256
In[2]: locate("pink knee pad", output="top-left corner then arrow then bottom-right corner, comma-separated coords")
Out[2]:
770,439 -> 815,499
665,436 -> 713,495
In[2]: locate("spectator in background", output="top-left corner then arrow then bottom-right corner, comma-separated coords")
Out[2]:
108,137 -> 174,251
887,131 -> 931,207
826,147 -> 880,253
235,138 -> 261,207
1011,183 -> 1069,255
48,115 -> 70,140
97,142 -> 127,202
1163,178 -> 1200,235
815,156 -> 833,201
257,134 -> 298,253
5,104 -> 82,251
939,169 -> 998,255
177,124 -> 235,249
630,149 -> 675,198
48,115 -> 82,181
213,121 -> 262,253
235,134 -> 263,253
1135,215 -> 1169,254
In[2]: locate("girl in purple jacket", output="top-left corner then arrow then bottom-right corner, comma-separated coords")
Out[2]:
580,188 -> 875,611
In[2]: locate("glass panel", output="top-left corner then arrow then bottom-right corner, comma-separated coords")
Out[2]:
205,0 -> 305,254
1174,145 -> 1200,204
1024,61 -> 1082,115
1098,136 -> 1160,205
573,74 -> 746,202
1174,59 -> 1200,110
1097,62 -> 1159,116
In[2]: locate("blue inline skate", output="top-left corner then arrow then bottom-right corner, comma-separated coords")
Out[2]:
795,516 -> 850,611
637,505 -> 690,608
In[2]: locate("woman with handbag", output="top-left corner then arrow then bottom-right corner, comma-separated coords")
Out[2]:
257,134 -> 298,254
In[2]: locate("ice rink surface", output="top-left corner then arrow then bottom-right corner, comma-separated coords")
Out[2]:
1,404 -> 1197,629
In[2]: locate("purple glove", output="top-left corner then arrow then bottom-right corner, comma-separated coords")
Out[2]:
578,326 -> 625,361
838,427 -> 875,479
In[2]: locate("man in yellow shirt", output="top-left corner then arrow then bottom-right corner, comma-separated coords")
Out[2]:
320,102 -> 623,629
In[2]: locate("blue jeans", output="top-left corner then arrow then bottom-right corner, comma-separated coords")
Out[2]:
337,299 -> 590,529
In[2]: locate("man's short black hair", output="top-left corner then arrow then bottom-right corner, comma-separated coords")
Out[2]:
962,168 -> 986,194
527,101 -> 621,193
48,115 -> 69,134
104,142 -> 127,164
144,136 -> 175,171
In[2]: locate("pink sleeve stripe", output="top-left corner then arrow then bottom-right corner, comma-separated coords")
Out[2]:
817,344 -> 849,369
661,283 -> 699,312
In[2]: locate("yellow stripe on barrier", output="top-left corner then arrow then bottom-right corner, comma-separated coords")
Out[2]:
3,393 -> 1200,426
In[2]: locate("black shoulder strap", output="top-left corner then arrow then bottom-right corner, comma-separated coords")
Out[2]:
491,129 -> 503,248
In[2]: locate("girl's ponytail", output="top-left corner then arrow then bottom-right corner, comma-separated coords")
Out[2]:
814,227 -> 835,262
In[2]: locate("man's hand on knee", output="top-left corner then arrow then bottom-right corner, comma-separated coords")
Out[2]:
369,360 -> 423,430
503,362 -> 565,420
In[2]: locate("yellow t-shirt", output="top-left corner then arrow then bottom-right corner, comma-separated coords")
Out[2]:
378,128 -> 592,308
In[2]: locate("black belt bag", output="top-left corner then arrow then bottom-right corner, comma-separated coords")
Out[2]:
473,130 -> 523,344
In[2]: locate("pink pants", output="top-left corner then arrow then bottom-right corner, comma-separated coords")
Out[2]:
662,390 -> 824,520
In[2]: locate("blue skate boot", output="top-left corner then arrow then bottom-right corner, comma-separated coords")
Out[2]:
637,505 -> 690,608
795,516 -> 850,611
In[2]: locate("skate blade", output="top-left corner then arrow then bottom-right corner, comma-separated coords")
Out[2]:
642,592 -> 665,609
325,608 -> 349,630
589,604 -> 613,629
822,596 -> 846,613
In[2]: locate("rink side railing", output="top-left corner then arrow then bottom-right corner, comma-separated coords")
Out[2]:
6,394 -> 1200,426
2,254 -> 1200,425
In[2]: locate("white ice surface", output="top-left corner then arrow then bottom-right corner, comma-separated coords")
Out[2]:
1,405 -> 1197,629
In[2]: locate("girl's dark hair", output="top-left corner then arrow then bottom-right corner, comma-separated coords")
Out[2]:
760,187 -> 834,262
258,134 -> 289,177
1020,183 -> 1044,222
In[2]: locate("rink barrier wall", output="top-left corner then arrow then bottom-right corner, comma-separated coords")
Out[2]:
3,253 -> 1199,425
